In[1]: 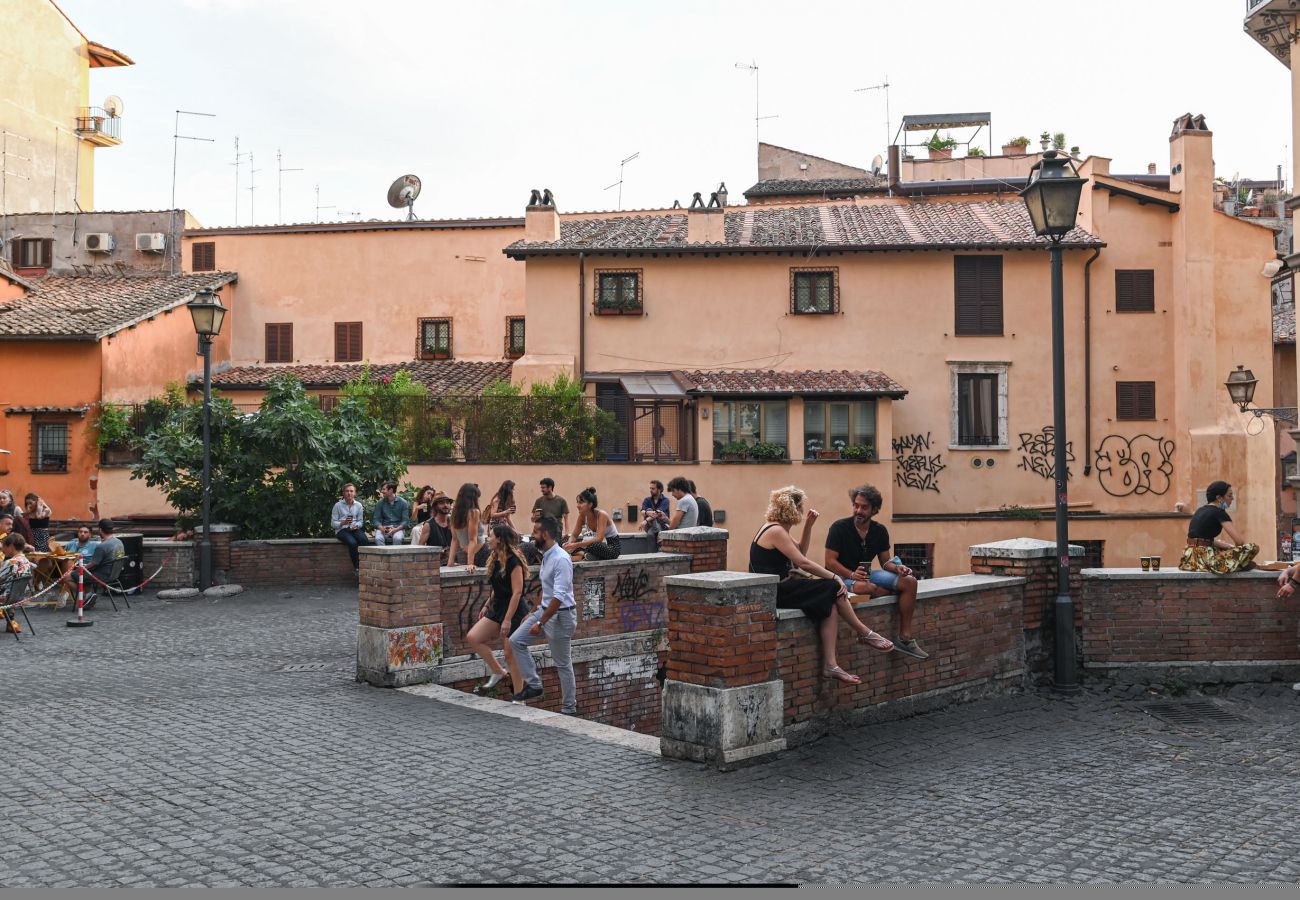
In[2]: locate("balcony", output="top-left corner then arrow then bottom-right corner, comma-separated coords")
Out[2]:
75,107 -> 122,147
1244,0 -> 1296,68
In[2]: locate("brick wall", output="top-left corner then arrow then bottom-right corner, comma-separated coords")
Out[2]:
437,553 -> 688,656
657,528 -> 729,573
665,579 -> 777,688
969,553 -> 1082,630
777,579 -> 1025,743
1082,570 -> 1300,665
142,539 -> 195,589
358,546 -> 441,629
229,538 -> 357,587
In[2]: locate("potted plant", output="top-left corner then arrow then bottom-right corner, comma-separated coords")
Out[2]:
966,146 -> 985,157
718,441 -> 750,461
95,403 -> 137,465
841,443 -> 875,462
1002,136 -> 1030,156
925,133 -> 958,160
749,441 -> 787,462
816,439 -> 846,461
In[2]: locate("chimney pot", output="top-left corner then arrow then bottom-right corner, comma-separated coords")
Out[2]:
1148,163 -> 1157,175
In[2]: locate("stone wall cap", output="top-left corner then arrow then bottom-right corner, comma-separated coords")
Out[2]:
359,544 -> 441,556
656,526 -> 730,543
235,538 -> 342,546
778,573 -> 1026,619
1082,567 -> 1280,580
197,523 -> 238,534
663,571 -> 778,590
969,537 -> 1085,559
575,552 -> 688,570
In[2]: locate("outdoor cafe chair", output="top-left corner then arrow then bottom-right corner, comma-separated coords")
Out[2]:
2,573 -> 35,641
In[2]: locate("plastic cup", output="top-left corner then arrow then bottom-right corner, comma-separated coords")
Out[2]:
1151,556 -> 1161,572
1140,556 -> 1151,571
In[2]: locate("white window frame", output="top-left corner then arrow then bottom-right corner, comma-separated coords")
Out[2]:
948,361 -> 1010,450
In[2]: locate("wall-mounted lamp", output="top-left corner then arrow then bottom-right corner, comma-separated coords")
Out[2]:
1224,365 -> 1298,425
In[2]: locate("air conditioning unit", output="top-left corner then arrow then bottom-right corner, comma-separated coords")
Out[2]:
85,232 -> 115,253
135,233 -> 166,253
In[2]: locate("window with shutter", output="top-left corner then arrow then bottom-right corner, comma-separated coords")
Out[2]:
12,238 -> 52,270
954,256 -> 1003,335
265,323 -> 293,363
335,322 -> 363,362
192,241 -> 216,272
1116,381 -> 1156,419
417,318 -> 452,360
1115,269 -> 1155,312
790,269 -> 838,314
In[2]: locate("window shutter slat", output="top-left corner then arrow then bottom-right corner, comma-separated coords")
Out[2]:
335,323 -> 346,361
1116,270 -> 1154,312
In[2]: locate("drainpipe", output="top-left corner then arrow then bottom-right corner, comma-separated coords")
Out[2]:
578,251 -> 586,378
1082,247 -> 1102,476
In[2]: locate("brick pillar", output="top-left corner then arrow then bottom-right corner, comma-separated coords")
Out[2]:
656,526 -> 729,573
660,571 -> 785,770
356,544 -> 445,687
969,537 -> 1083,679
195,523 -> 237,585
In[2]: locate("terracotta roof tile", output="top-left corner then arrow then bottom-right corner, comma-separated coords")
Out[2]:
208,360 -> 513,396
684,369 -> 906,397
743,177 -> 889,198
505,199 -> 1102,256
0,272 -> 236,340
3,405 -> 90,416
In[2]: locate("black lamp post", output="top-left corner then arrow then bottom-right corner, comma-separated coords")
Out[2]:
187,288 -> 227,590
1020,150 -> 1087,693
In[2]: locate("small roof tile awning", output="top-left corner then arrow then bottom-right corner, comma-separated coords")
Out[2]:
5,406 -> 90,416
87,41 -> 134,68
683,369 -> 906,399
618,372 -> 688,398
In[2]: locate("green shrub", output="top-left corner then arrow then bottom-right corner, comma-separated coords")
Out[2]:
748,441 -> 787,461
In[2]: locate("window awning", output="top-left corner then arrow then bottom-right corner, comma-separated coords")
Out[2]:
617,373 -> 687,399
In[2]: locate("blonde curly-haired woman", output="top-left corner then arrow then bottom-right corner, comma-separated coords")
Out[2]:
748,485 -> 894,685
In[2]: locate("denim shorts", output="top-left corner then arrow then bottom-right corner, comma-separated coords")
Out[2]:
841,569 -> 899,592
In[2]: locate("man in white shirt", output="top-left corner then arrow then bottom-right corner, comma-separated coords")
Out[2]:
509,515 -> 578,714
667,476 -> 698,530
331,482 -> 370,575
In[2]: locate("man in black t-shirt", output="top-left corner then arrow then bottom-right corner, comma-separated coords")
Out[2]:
824,484 -> 928,660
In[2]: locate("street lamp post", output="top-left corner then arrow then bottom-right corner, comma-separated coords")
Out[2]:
187,289 -> 227,591
1020,150 -> 1087,692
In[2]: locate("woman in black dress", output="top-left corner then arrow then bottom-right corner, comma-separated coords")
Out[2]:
466,523 -> 531,694
1178,480 -> 1258,574
750,485 -> 894,685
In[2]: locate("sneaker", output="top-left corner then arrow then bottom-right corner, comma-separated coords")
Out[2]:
893,637 -> 930,660
512,685 -> 544,703
83,595 -> 97,611
560,709 -> 579,717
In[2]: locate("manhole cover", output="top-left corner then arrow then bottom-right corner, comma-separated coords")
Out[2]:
1144,700 -> 1246,727
278,663 -> 331,672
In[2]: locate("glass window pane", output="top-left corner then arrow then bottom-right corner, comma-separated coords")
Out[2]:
737,403 -> 760,443
762,401 -> 788,448
815,274 -> 832,311
804,401 -> 825,456
829,402 -> 850,449
853,400 -> 876,446
712,401 -> 733,444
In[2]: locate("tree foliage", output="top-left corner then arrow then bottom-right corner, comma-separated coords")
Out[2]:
132,375 -> 406,538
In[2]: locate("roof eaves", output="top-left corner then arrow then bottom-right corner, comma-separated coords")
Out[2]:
94,272 -> 238,340
505,239 -> 1106,259
185,218 -> 525,237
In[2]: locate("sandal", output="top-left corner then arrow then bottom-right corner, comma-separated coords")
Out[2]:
824,665 -> 861,685
858,630 -> 895,652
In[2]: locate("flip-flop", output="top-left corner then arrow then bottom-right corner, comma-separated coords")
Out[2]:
824,665 -> 861,685
858,630 -> 895,652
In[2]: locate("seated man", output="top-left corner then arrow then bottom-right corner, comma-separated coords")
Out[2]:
373,480 -> 410,546
638,480 -> 670,541
331,482 -> 370,575
65,525 -> 100,562
666,477 -> 698,530
823,484 -> 928,661
83,518 -> 125,611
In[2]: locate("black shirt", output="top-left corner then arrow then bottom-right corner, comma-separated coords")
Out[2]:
696,496 -> 714,528
425,519 -> 453,551
1187,504 -> 1231,540
488,553 -> 522,604
825,516 -> 890,572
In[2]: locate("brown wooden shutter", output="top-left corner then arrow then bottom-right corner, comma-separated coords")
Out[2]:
192,242 -> 216,271
955,256 -> 1002,335
335,322 -> 362,361
1116,270 -> 1155,312
265,324 -> 292,363
1116,381 -> 1156,419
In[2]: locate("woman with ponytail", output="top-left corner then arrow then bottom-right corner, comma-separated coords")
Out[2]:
563,486 -> 621,561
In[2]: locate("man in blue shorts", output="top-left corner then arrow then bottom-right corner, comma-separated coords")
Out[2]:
824,484 -> 928,660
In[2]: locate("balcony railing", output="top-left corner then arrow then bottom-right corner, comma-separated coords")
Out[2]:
76,107 -> 122,145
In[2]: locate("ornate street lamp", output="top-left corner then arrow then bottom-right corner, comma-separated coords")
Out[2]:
187,288 -> 227,590
1020,150 -> 1087,693
1225,364 -> 1298,424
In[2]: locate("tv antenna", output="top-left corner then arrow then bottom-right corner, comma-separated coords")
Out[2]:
277,149 -> 303,224
386,174 -> 422,220
230,136 -> 252,225
246,152 -> 262,225
603,151 -> 639,211
854,76 -> 891,158
170,109 -> 215,209
315,184 -> 335,223
735,61 -> 778,161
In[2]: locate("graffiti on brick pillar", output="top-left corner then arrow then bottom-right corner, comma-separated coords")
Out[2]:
615,568 -> 664,631
1094,434 -> 1175,497
1016,426 -> 1074,481
892,431 -> 945,493
584,577 -> 606,620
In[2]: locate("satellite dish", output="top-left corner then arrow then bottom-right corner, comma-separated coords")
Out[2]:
871,154 -> 883,177
386,174 -> 422,221
103,95 -> 124,117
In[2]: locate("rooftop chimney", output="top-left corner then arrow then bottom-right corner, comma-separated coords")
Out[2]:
524,187 -> 559,242
687,190 -> 725,243
1148,163 -> 1157,175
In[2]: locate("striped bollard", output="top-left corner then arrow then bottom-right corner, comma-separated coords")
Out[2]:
67,561 -> 93,628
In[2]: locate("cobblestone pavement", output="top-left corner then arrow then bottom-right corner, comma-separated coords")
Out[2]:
6,588 -> 1300,886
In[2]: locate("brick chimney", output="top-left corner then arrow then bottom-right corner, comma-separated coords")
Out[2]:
686,190 -> 726,244
524,188 -> 560,242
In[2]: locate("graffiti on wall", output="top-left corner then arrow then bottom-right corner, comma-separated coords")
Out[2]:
1016,426 -> 1074,481
614,568 -> 664,631
584,577 -> 606,620
892,431 -> 945,493
1094,434 -> 1175,497
458,572 -> 540,640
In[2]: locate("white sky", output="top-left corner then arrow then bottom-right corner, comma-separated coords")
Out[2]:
63,0 -> 1292,227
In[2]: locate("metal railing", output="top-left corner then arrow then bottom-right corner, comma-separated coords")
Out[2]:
76,107 -> 122,141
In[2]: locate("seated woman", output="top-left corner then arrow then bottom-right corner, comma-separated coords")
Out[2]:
564,487 -> 620,561
23,493 -> 52,553
1178,480 -> 1259,574
447,482 -> 489,570
749,485 -> 894,685
0,532 -> 33,633
484,480 -> 519,536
